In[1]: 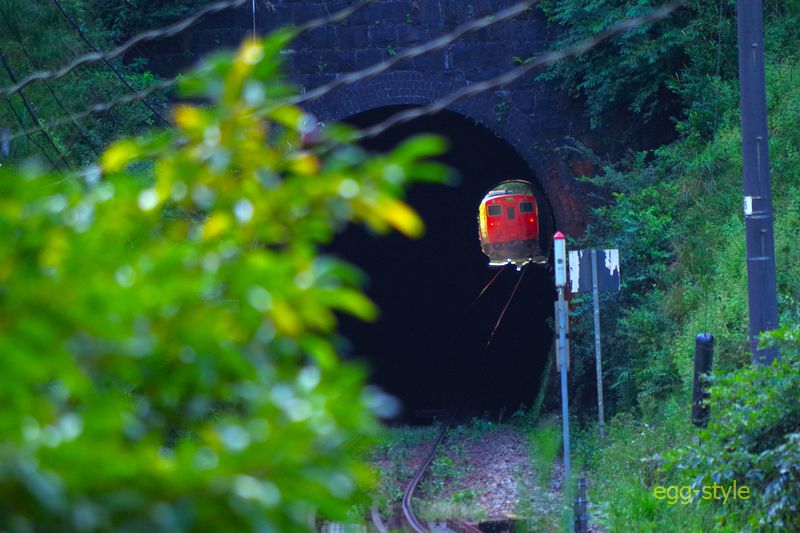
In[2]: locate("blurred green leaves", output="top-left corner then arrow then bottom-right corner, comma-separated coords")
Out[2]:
0,35 -> 448,531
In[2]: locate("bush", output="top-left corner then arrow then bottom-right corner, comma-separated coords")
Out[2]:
0,30 -> 448,530
573,51 -> 800,533
538,0 -> 800,134
663,325 -> 800,530
0,0 -> 170,166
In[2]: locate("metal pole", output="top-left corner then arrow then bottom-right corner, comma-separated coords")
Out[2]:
692,334 -> 714,427
736,0 -> 779,365
557,286 -> 571,480
574,476 -> 588,533
1,127 -> 9,158
252,0 -> 257,43
591,250 -> 605,438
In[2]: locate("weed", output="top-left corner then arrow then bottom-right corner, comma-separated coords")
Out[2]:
369,425 -> 439,511
422,454 -> 456,496
450,489 -> 476,504
527,417 -> 561,490
416,499 -> 485,522
512,416 -> 565,531
494,99 -> 511,122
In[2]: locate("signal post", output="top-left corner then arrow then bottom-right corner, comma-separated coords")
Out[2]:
553,231 -> 571,480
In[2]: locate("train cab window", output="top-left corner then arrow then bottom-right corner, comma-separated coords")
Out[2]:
487,205 -> 502,216
520,202 -> 534,213
507,206 -> 515,219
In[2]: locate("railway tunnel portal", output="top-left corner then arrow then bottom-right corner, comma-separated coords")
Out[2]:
143,0 -> 605,414
334,104 -> 557,413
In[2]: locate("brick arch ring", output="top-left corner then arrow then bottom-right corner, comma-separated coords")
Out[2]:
303,70 -> 583,236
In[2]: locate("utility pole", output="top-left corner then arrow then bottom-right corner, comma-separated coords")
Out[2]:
736,0 -> 779,365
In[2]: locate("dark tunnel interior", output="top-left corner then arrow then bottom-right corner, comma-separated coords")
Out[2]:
331,106 -> 555,419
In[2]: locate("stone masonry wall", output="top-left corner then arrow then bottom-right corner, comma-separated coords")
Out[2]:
142,0 -> 601,235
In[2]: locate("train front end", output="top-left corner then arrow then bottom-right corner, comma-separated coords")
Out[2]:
478,180 -> 541,267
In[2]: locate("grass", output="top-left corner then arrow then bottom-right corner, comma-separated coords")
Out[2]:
513,414 -> 567,532
575,398 -> 747,532
527,416 -> 562,490
415,498 -> 486,522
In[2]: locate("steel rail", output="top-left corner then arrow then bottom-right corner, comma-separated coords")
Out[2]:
370,500 -> 388,533
446,519 -> 484,533
401,415 -> 457,532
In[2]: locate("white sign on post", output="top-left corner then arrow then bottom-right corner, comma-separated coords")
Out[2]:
567,248 -> 621,439
568,249 -> 620,294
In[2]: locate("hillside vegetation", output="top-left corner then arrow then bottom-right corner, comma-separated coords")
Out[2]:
541,0 -> 800,529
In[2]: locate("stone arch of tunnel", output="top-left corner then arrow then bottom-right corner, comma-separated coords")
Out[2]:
305,71 -> 587,237
326,98 -> 559,416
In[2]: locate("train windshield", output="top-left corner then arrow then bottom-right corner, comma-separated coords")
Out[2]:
487,205 -> 502,216
519,202 -> 534,213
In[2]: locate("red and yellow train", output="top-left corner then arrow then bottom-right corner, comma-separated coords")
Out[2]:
478,180 -> 541,267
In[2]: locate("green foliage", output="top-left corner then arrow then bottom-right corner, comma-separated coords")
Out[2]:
567,57 -> 800,414
0,29 -> 448,531
370,425 -> 437,513
450,489 -> 476,503
423,455 -> 457,496
457,416 -> 497,438
0,0 -> 169,166
578,401 -> 739,531
512,415 -> 565,531
83,0 -> 216,43
575,32 -> 800,533
494,99 -> 511,122
538,2 -> 800,530
526,416 -> 560,490
538,0 -> 800,132
539,0 -> 698,128
567,153 -> 682,412
663,326 -> 800,530
420,424 -> 478,498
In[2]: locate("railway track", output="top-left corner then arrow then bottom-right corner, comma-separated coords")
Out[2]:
396,414 -> 484,533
